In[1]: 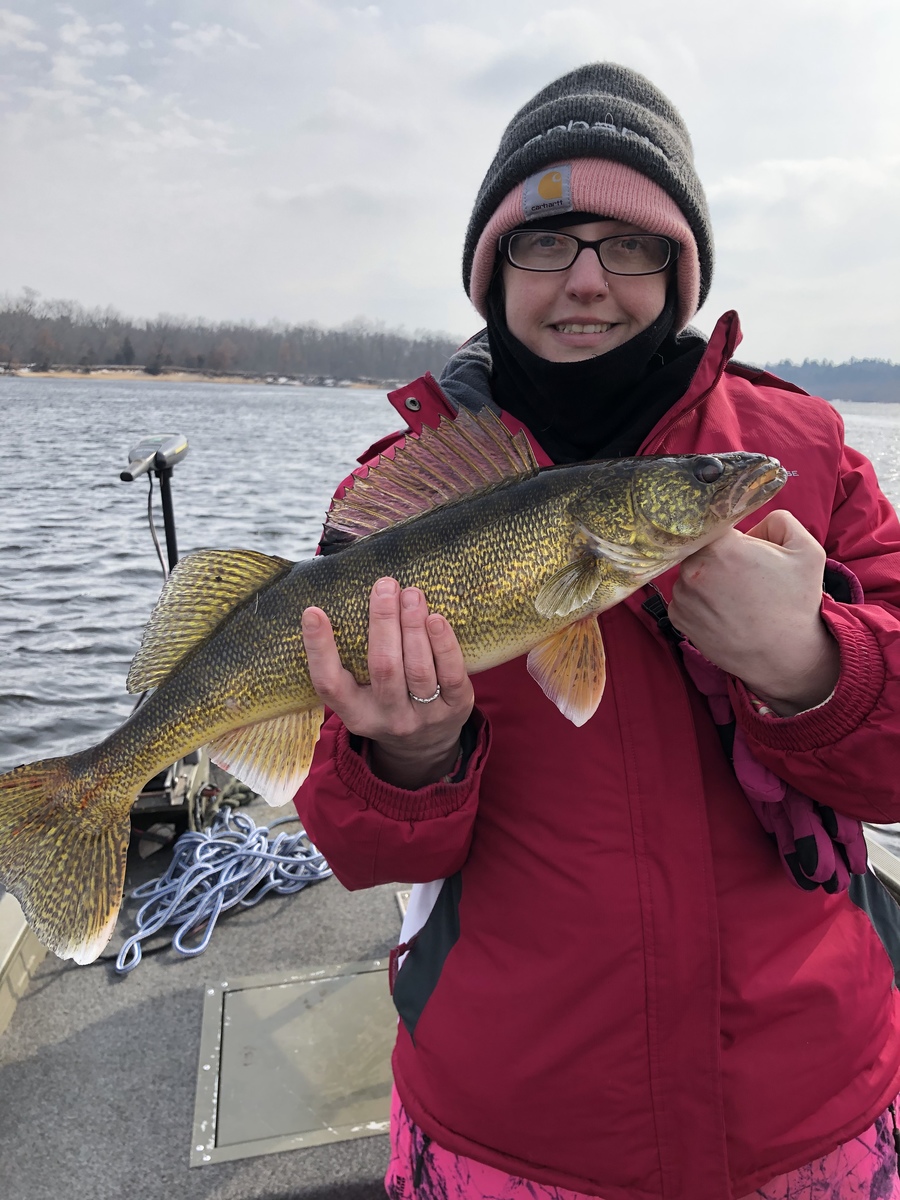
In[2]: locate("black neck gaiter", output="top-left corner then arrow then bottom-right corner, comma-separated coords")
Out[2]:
486,282 -> 702,463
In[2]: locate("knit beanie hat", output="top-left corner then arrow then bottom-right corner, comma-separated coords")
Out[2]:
463,63 -> 713,331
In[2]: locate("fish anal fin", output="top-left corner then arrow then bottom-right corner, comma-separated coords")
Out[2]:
527,617 -> 607,727
208,705 -> 325,807
324,406 -> 539,545
127,549 -> 294,693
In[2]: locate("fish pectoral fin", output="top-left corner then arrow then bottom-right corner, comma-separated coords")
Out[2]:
526,617 -> 607,727
534,555 -> 602,617
207,705 -> 325,807
127,549 -> 294,693
534,525 -> 665,619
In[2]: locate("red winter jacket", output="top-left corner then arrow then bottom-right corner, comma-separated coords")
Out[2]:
295,311 -> 900,1200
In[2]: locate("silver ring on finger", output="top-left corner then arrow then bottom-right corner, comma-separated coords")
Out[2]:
408,684 -> 441,704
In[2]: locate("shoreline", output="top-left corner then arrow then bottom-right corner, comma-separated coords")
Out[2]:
3,368 -> 386,389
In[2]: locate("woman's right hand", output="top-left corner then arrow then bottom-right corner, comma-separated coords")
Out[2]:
301,577 -> 475,789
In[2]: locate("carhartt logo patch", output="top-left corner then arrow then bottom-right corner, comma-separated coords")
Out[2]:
523,164 -> 572,220
538,170 -> 563,199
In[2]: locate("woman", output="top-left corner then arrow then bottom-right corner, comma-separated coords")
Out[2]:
296,63 -> 900,1199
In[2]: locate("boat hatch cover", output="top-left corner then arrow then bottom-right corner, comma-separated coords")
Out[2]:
191,959 -> 393,1166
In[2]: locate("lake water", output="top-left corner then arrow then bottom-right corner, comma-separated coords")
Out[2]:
1,376 -> 900,772
0,376 -> 396,770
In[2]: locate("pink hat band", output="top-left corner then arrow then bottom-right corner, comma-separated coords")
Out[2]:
468,159 -> 701,332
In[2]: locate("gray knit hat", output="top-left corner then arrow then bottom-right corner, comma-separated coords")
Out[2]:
463,63 -> 713,324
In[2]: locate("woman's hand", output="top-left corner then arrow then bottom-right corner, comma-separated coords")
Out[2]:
301,577 -> 475,788
668,510 -> 840,716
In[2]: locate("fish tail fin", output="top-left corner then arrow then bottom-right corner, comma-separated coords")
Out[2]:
0,754 -> 131,964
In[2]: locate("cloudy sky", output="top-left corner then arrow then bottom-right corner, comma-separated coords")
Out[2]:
1,0 -> 897,364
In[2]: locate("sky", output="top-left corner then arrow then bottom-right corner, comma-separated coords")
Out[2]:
0,0 -> 898,365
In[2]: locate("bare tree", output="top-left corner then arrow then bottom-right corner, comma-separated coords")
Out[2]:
0,288 -> 467,382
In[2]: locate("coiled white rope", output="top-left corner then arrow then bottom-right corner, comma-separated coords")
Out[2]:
115,807 -> 332,973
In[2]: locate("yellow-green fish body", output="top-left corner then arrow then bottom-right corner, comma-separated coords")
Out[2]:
0,408 -> 786,963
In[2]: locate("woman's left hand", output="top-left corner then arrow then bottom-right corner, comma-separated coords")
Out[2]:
668,509 -> 840,716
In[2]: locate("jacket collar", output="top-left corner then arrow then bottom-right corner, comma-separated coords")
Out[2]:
385,310 -> 742,464
639,311 -> 741,453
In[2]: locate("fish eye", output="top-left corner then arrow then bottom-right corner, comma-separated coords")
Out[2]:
692,456 -> 725,484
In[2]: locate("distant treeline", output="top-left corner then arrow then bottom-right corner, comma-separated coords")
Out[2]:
0,289 -> 460,384
763,358 -> 900,404
1,290 -> 897,399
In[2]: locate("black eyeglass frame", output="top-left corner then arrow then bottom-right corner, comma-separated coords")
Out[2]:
498,230 -> 680,276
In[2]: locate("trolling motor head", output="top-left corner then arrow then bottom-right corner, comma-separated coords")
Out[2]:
120,433 -> 189,572
120,434 -> 188,482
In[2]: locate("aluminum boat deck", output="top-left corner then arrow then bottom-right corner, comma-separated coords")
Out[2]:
0,796 -> 401,1200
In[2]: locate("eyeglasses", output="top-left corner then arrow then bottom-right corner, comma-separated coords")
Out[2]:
499,230 -> 679,275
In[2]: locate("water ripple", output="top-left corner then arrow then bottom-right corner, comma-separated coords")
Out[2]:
0,377 -> 393,767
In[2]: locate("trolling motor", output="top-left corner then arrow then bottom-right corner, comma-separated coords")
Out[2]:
119,433 -> 215,835
120,434 -> 188,572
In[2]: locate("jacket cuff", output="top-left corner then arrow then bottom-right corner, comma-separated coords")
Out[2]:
729,597 -> 885,751
332,710 -> 489,821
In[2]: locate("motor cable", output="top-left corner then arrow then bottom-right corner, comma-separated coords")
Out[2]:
146,472 -> 168,580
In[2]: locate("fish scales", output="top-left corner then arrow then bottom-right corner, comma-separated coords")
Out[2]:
5,470 -> 582,838
0,406 -> 787,963
116,465 -> 594,786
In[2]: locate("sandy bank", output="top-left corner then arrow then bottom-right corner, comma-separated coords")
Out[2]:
5,368 -> 384,389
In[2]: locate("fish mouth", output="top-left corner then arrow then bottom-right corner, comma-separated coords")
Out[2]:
718,458 -> 788,519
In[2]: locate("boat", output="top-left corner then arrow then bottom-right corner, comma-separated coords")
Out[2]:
2,435 -> 900,1199
0,433 -> 402,1199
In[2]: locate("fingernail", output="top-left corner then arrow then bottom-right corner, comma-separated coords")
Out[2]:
401,588 -> 421,609
302,608 -> 321,631
375,578 -> 397,596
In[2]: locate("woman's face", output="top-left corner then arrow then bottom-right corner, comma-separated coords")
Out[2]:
501,219 -> 670,363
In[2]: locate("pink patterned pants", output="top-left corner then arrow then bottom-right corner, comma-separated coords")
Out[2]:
385,1088 -> 900,1199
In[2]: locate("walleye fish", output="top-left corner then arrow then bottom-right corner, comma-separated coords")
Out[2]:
0,408 -> 786,964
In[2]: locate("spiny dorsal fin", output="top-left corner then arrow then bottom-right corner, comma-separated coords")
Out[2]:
127,549 -> 294,693
324,406 -> 539,543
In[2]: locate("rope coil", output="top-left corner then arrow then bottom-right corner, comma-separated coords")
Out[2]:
115,807 -> 332,974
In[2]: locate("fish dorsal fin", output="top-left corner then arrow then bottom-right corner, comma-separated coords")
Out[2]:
127,549 -> 293,693
527,615 -> 607,727
323,406 -> 539,542
208,705 -> 325,806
